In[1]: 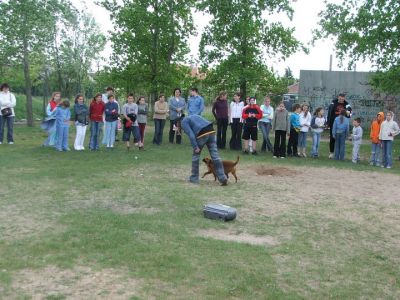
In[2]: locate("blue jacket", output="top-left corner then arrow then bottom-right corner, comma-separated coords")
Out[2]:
188,95 -> 204,116
105,101 -> 119,122
290,112 -> 301,130
332,116 -> 350,138
181,115 -> 213,149
168,97 -> 186,120
55,106 -> 71,127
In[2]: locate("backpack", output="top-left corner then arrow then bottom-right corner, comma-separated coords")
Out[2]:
310,116 -> 318,129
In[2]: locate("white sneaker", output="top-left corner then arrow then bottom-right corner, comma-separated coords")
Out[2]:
8,142 -> 13,145
280,156 -> 285,159
386,166 -> 392,169
0,142 -> 2,145
273,156 -> 277,159
329,153 -> 334,159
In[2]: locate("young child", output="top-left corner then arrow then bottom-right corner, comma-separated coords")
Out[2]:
332,109 -> 350,160
122,93 -> 142,150
310,107 -> 325,158
104,94 -> 119,149
369,112 -> 384,166
272,102 -> 290,158
350,118 -> 363,163
298,103 -> 311,157
287,103 -> 301,157
379,111 -> 399,169
55,100 -> 71,152
73,94 -> 88,151
242,97 -> 263,155
137,96 -> 148,148
89,93 -> 105,151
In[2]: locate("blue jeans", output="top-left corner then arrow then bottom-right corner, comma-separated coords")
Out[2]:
190,134 -> 227,184
104,121 -> 117,147
259,121 -> 272,151
0,116 -> 14,143
370,142 -> 381,166
382,140 -> 393,167
89,121 -> 103,150
153,119 -> 166,145
334,132 -> 346,160
298,131 -> 308,148
311,132 -> 321,157
55,125 -> 69,151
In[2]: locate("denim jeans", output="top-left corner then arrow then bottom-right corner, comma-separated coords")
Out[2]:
0,116 -> 14,143
55,125 -> 69,151
370,142 -> 381,166
298,131 -> 308,148
311,132 -> 321,157
190,134 -> 227,184
382,140 -> 393,167
259,121 -> 272,151
104,121 -> 117,147
89,121 -> 103,150
153,119 -> 166,145
334,132 -> 346,160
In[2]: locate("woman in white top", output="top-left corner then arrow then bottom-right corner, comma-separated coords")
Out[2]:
298,103 -> 312,157
228,92 -> 244,150
0,83 -> 17,144
259,96 -> 274,152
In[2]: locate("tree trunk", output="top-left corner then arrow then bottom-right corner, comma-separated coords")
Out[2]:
23,37 -> 34,127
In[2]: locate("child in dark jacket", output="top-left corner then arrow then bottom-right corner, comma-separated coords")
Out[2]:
73,94 -> 88,151
287,103 -> 301,157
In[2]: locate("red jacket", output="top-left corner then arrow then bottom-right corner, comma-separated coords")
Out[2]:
89,101 -> 105,122
242,104 -> 263,126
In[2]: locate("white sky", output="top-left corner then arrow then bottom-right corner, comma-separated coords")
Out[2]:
72,0 -> 373,78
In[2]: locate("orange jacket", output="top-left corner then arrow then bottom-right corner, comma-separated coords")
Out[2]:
370,112 -> 384,143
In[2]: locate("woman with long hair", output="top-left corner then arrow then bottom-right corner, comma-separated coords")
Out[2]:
42,91 -> 61,147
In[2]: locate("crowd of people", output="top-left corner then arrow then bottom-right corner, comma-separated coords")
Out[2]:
1,83 -> 399,169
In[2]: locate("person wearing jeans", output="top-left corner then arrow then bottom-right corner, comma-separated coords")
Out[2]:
89,93 -> 105,151
259,96 -> 274,152
153,94 -> 168,145
168,88 -> 186,144
310,107 -> 326,158
181,114 -> 227,185
0,83 -> 16,144
212,91 -> 229,149
379,111 -> 399,169
332,110 -> 350,161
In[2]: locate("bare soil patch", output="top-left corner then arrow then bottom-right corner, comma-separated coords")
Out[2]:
197,229 -> 280,246
11,266 -> 142,299
255,166 -> 299,177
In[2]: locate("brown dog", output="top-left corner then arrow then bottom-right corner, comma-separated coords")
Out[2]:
202,156 -> 240,183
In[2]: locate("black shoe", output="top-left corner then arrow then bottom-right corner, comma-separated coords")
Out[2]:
252,151 -> 258,155
294,154 -> 301,157
220,180 -> 228,186
243,150 -> 249,155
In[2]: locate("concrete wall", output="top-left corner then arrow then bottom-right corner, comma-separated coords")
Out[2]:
299,70 -> 399,128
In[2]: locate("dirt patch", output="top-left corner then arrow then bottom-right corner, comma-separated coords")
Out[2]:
255,166 -> 298,177
11,266 -> 142,299
197,229 -> 280,246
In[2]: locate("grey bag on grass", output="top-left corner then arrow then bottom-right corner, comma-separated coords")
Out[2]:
203,204 -> 237,221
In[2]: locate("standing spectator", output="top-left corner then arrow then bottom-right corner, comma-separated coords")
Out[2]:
272,102 -> 290,158
259,96 -> 274,152
89,93 -> 105,151
212,91 -> 229,149
350,118 -> 363,163
42,92 -> 61,147
287,103 -> 301,157
168,88 -> 186,144
55,100 -> 71,152
310,107 -> 326,158
379,111 -> 399,169
137,96 -> 148,148
73,94 -> 89,151
181,114 -> 227,185
103,94 -> 119,149
327,93 -> 352,158
369,112 -> 384,166
298,103 -> 312,157
102,86 -> 114,103
332,109 -> 350,161
229,92 -> 244,150
122,93 -> 142,150
0,83 -> 17,145
242,97 -> 263,155
153,94 -> 168,145
187,87 -> 204,116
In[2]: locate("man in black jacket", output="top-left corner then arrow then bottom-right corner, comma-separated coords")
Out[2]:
327,93 -> 352,158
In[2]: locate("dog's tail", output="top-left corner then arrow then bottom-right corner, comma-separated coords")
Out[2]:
233,156 -> 240,166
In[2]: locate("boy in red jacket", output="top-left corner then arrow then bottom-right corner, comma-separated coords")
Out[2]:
242,97 -> 263,155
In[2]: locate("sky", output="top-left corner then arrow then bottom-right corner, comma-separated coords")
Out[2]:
71,0 -> 373,78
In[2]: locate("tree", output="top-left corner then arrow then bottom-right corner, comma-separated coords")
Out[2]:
100,0 -> 196,104
198,0 -> 305,97
0,0 -> 69,126
315,0 -> 400,93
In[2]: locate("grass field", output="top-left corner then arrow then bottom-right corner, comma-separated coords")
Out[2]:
0,124 -> 399,299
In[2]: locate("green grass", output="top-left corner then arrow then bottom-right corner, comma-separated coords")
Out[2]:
14,94 -> 45,122
0,125 -> 399,298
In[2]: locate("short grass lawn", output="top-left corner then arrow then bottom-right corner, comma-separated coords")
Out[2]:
0,124 -> 399,299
